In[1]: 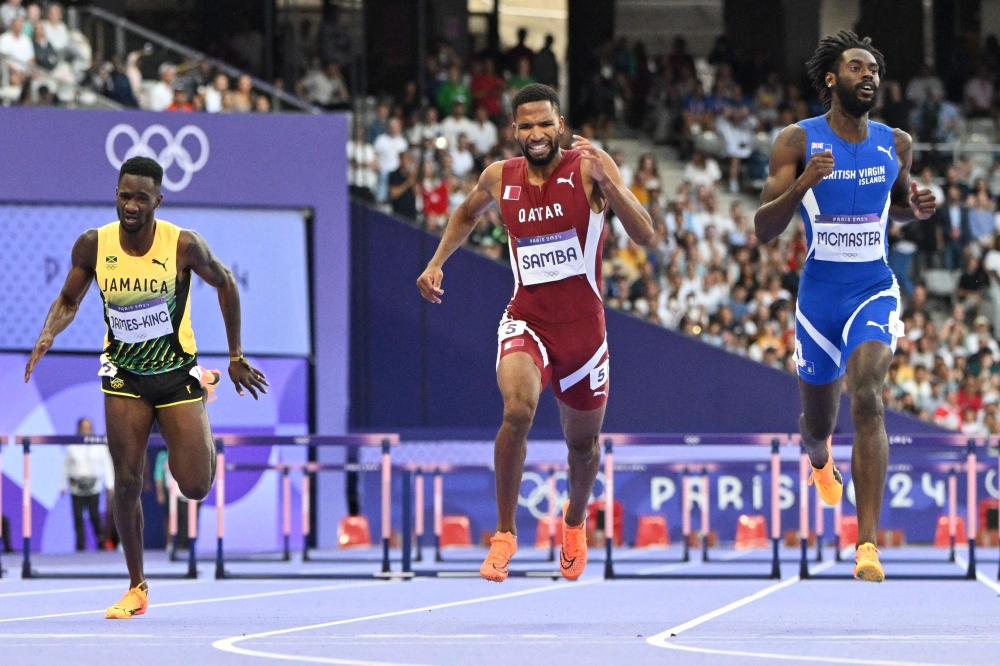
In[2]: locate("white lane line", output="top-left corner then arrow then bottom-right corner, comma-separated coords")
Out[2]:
0,579 -> 201,599
650,642 -> 969,665
645,557 -> 982,666
212,578 -> 601,665
0,633 -> 156,638
0,581 -> 385,624
955,555 -> 1000,595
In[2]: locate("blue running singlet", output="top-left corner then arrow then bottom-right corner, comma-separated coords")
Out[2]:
794,116 -> 903,385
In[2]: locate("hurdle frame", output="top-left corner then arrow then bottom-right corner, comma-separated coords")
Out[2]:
16,435 -> 194,580
602,434 -> 792,580
213,434 -> 400,580
397,462 -> 568,578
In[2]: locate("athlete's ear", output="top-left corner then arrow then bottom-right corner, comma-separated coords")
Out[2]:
558,115 -> 565,134
825,72 -> 835,88
154,192 -> 163,209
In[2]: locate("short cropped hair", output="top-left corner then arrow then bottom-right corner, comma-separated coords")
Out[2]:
511,83 -> 560,116
118,156 -> 163,187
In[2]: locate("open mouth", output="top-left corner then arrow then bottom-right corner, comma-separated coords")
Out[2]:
526,141 -> 551,156
857,83 -> 876,97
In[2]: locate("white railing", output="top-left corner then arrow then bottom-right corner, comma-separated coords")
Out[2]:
75,5 -> 321,114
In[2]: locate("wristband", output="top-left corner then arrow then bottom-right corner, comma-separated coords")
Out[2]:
230,355 -> 246,364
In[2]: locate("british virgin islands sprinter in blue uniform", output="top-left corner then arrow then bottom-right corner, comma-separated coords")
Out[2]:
755,32 -> 937,582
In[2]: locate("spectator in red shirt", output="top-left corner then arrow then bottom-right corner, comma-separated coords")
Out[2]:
166,87 -> 193,112
470,57 -> 505,119
418,159 -> 449,230
956,375 -> 983,413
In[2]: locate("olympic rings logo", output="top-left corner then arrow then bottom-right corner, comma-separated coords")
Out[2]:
105,124 -> 210,192
518,470 -> 606,519
543,271 -> 560,278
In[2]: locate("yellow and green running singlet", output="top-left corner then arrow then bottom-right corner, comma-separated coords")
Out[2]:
96,220 -> 197,375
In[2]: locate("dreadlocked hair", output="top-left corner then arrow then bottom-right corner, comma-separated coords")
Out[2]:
806,31 -> 886,106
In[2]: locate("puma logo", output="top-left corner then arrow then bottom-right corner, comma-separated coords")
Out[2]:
593,390 -> 607,397
877,145 -> 893,159
867,320 -> 890,334
557,173 -> 574,188
151,258 -> 168,271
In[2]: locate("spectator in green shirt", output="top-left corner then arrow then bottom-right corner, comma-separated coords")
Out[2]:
508,56 -> 537,96
436,64 -> 470,117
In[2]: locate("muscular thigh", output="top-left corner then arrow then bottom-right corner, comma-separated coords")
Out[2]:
155,400 -> 214,487
105,394 -> 156,476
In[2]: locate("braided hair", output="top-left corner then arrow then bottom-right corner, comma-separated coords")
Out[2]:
806,31 -> 886,106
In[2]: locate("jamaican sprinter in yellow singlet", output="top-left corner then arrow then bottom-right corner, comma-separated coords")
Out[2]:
25,157 -> 269,619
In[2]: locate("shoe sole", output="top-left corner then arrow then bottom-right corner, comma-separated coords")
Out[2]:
854,564 -> 885,583
479,569 -> 508,583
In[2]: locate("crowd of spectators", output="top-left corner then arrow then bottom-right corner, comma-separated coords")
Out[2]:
0,0 -> 291,111
0,0 -> 92,104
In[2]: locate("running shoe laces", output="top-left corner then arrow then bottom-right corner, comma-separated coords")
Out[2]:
105,582 -> 148,619
480,531 -> 517,583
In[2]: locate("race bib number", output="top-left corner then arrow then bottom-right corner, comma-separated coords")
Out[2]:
515,229 -> 587,286
813,214 -> 884,262
498,318 -> 527,341
107,297 -> 174,344
97,353 -> 117,378
590,358 -> 609,390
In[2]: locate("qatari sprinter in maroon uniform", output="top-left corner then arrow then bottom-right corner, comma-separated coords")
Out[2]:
417,84 -> 653,583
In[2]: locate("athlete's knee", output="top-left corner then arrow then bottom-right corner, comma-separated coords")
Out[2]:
177,476 -> 212,502
800,412 -> 834,443
114,471 -> 143,500
850,383 -> 884,424
502,397 -> 537,436
566,435 -> 599,461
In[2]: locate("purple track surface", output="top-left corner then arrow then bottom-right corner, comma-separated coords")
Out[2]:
1,547 -> 998,665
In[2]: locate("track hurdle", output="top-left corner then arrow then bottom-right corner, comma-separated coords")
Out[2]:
212,434 -> 399,580
600,434 -> 792,580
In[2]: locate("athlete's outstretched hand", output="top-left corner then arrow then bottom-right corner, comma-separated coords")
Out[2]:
24,333 -> 53,382
799,150 -> 834,189
417,264 -> 445,304
572,135 -> 607,182
229,358 -> 269,399
909,180 -> 937,220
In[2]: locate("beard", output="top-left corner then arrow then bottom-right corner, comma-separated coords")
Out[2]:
834,78 -> 878,117
521,137 -> 559,166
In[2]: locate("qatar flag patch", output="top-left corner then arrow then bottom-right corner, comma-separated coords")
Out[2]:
503,185 -> 521,201
503,339 -> 525,350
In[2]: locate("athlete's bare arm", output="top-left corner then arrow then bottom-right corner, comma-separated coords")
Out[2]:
754,124 -> 834,243
178,230 -> 268,399
417,161 -> 503,304
888,129 -> 936,223
25,230 -> 98,382
573,135 -> 654,246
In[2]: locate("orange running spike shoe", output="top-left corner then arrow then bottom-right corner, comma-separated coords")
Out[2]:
480,531 -> 517,582
854,543 -> 885,583
807,436 -> 843,506
196,366 -> 222,404
105,582 -> 148,619
560,502 -> 587,580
